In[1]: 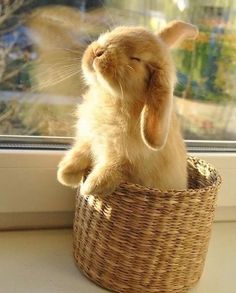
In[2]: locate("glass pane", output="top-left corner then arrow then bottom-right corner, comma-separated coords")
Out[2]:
0,0 -> 235,140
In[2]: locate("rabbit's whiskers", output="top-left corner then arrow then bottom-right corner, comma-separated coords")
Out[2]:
53,47 -> 83,55
33,63 -> 80,81
37,62 -> 79,71
118,80 -> 124,100
32,68 -> 81,91
125,64 -> 135,72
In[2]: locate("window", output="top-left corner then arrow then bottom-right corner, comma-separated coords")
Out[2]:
0,1 -> 235,229
0,0 -> 235,145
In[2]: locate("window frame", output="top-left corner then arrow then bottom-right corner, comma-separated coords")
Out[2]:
0,148 -> 235,230
0,135 -> 236,152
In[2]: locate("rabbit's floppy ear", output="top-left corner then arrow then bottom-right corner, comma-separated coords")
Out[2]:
140,65 -> 173,151
140,21 -> 198,151
158,20 -> 198,48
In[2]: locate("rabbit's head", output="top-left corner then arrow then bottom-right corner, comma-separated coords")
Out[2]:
82,21 -> 198,150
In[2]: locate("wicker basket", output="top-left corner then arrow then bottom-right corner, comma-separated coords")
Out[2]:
73,156 -> 222,293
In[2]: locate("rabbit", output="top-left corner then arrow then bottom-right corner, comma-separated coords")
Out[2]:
57,21 -> 199,195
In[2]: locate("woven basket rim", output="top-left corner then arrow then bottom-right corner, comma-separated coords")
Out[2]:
114,156 -> 222,197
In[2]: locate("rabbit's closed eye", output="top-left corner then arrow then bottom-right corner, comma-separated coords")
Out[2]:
130,57 -> 141,62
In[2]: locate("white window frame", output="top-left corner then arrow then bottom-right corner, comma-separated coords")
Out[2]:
0,149 -> 235,230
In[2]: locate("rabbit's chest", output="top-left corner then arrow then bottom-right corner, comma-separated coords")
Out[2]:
78,101 -> 147,160
92,113 -> 138,145
81,104 -> 135,137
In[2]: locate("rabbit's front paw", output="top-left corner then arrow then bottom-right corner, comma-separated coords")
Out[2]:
57,162 -> 84,188
80,172 -> 117,196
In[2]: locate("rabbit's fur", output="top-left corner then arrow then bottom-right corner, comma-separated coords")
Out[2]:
57,21 -> 198,194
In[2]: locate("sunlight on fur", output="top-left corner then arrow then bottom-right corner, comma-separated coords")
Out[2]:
57,20 -> 198,195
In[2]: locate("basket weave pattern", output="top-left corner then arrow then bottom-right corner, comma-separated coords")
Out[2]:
73,157 -> 221,293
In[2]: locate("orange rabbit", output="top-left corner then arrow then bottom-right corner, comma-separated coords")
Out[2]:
57,21 -> 198,195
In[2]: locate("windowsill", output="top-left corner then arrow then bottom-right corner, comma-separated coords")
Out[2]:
0,207 -> 236,231
0,222 -> 235,293
0,150 -> 236,229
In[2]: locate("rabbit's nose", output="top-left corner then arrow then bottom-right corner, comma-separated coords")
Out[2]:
95,49 -> 105,57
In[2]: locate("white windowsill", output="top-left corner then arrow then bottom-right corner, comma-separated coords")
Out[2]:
0,222 -> 235,293
0,150 -> 236,229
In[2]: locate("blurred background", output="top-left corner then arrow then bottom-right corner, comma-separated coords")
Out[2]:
0,0 -> 235,141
